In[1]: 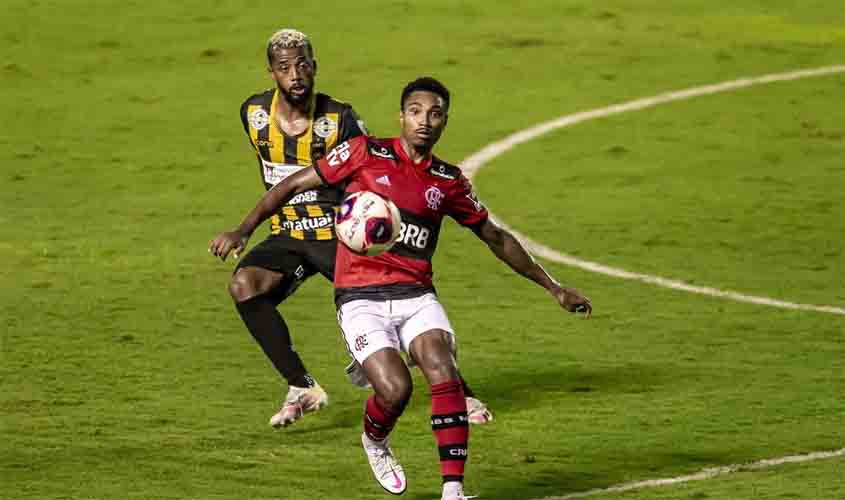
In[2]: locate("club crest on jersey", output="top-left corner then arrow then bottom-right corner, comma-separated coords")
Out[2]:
248,108 -> 269,131
313,116 -> 337,138
425,186 -> 444,210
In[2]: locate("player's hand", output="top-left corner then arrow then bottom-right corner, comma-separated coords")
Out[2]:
551,285 -> 592,318
208,230 -> 249,262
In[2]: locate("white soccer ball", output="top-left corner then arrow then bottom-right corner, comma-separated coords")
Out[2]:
335,191 -> 402,256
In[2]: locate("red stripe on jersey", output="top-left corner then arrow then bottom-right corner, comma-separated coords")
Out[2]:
315,136 -> 489,291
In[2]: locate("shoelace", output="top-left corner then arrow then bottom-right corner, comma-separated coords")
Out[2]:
367,445 -> 398,478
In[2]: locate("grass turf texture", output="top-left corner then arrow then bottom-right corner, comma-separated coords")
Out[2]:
2,1 -> 844,499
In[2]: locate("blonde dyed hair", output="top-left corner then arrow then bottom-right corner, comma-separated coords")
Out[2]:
266,29 -> 314,63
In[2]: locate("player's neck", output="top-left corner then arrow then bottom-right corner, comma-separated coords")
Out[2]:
398,136 -> 432,164
274,90 -> 313,136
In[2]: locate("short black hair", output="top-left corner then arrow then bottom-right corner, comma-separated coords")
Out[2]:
400,77 -> 450,111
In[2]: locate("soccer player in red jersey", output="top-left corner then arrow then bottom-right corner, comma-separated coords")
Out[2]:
210,77 -> 592,499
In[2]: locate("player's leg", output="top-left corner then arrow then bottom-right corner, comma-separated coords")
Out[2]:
230,236 -> 326,427
408,330 -> 469,500
399,295 -> 471,500
452,344 -> 493,424
338,300 -> 410,495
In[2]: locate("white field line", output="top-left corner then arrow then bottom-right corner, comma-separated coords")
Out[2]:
461,65 -> 845,315
532,448 -> 845,500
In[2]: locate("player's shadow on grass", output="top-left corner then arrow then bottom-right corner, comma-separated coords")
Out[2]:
280,404 -> 363,439
470,448 -> 742,500
472,362 -> 678,415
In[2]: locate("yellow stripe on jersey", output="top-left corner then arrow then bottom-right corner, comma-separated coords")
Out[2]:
268,90 -> 284,162
324,112 -> 340,150
315,227 -> 333,240
290,229 -> 304,240
270,214 -> 282,235
282,206 -> 298,220
247,105 -> 262,151
296,113 -> 314,165
305,205 -> 324,218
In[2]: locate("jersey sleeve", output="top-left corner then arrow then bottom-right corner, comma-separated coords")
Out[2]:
313,135 -> 370,186
239,99 -> 259,153
337,105 -> 368,142
447,174 -> 489,228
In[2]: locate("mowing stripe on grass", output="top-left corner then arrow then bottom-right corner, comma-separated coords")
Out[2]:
531,448 -> 845,500
461,65 -> 845,315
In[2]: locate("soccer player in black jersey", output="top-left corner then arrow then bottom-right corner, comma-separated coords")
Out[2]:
218,29 -> 492,429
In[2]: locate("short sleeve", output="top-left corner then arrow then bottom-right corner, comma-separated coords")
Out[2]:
338,105 -> 368,142
239,99 -> 250,136
448,174 -> 489,228
313,135 -> 370,186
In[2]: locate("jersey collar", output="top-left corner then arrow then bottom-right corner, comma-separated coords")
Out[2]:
271,88 -> 317,133
392,137 -> 433,170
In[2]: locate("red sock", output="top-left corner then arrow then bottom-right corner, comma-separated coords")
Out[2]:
364,395 -> 401,441
431,380 -> 469,483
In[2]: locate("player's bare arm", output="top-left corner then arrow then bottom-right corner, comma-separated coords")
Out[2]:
473,217 -> 592,317
208,167 -> 324,261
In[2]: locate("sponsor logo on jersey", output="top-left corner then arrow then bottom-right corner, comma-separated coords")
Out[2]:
429,163 -> 456,179
398,222 -> 430,250
369,144 -> 395,160
288,190 -> 318,204
326,141 -> 351,167
376,175 -> 391,186
280,214 -> 334,231
425,186 -> 444,210
248,108 -> 269,131
262,160 -> 305,186
466,190 -> 484,212
313,116 -> 337,138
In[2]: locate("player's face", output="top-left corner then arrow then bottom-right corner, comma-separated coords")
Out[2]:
268,47 -> 316,106
399,91 -> 448,150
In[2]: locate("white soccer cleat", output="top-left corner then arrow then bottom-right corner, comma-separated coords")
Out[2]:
361,433 -> 407,495
466,397 -> 493,425
442,481 -> 477,500
268,383 -> 328,428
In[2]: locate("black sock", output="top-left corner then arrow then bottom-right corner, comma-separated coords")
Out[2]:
235,296 -> 314,388
460,376 -> 475,399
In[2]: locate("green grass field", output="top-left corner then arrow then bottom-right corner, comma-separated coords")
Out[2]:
2,1 -> 844,499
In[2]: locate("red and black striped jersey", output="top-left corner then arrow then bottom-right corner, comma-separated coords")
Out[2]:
313,136 -> 489,305
240,89 -> 366,240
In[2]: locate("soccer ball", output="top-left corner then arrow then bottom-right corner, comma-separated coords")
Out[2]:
335,191 -> 402,256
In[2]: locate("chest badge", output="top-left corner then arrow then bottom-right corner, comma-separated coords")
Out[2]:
313,116 -> 338,138
248,108 -> 269,131
425,186 -> 444,210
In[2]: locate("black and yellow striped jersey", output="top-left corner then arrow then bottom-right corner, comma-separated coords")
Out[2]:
239,89 -> 366,240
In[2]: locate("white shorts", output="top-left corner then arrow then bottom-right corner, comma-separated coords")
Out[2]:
338,293 -> 455,364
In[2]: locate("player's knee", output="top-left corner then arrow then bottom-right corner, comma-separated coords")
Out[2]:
377,378 -> 412,413
411,333 -> 458,384
229,270 -> 259,303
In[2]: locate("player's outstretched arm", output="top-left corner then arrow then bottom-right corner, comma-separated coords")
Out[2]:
208,167 -> 324,261
472,218 -> 592,317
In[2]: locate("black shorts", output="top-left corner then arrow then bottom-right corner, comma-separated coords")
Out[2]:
235,233 -> 337,302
